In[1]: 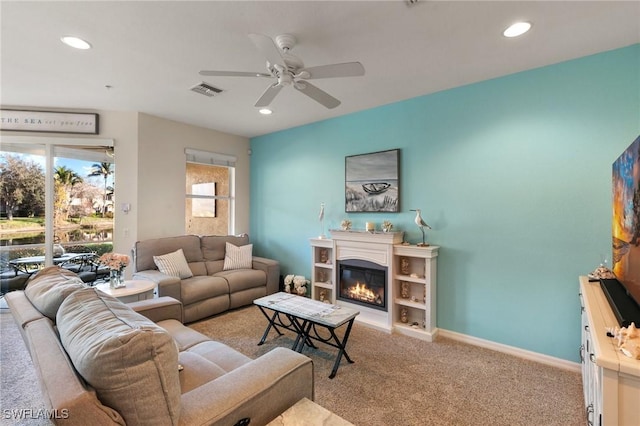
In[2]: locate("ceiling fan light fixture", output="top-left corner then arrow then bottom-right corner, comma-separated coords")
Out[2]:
503,22 -> 532,38
60,35 -> 92,49
259,108 -> 273,115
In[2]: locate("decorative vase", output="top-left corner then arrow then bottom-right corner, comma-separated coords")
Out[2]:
401,281 -> 410,298
400,308 -> 408,323
109,269 -> 126,289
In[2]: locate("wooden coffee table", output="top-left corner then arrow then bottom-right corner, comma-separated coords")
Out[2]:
95,280 -> 156,303
254,292 -> 359,378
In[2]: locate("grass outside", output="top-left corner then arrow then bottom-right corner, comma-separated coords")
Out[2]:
0,217 -> 44,230
1,216 -> 113,231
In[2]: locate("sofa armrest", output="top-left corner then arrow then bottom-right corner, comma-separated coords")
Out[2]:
128,296 -> 183,323
180,347 -> 313,426
252,256 -> 280,295
133,269 -> 182,302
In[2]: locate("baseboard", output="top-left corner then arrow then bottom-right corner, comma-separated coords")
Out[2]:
438,328 -> 581,373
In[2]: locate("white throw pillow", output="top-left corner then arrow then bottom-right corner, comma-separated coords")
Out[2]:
153,249 -> 193,279
223,242 -> 253,270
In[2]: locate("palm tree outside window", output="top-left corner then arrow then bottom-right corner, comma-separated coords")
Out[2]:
88,162 -> 113,217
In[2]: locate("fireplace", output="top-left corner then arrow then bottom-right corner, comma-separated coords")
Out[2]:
338,259 -> 387,311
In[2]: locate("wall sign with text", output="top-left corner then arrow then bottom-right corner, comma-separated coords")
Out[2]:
0,109 -> 99,134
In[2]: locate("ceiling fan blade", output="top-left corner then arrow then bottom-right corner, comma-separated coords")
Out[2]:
301,62 -> 365,79
199,70 -> 270,78
255,83 -> 283,108
294,81 -> 341,109
248,33 -> 285,67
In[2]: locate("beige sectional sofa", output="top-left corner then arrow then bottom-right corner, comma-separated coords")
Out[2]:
5,267 -> 314,426
132,235 -> 279,323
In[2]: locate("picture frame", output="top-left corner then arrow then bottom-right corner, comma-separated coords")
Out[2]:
345,148 -> 400,212
0,109 -> 99,134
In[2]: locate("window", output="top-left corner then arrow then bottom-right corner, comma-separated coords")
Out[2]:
185,149 -> 235,235
1,136 -> 115,272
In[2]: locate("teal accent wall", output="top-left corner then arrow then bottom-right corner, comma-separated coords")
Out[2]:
250,45 -> 640,362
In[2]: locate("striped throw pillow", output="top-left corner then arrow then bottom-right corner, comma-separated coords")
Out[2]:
153,249 -> 193,279
223,242 -> 253,270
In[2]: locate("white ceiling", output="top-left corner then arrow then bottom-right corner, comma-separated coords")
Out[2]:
1,1 -> 639,138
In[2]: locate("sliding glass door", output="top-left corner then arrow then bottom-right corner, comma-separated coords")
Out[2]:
1,137 -> 114,277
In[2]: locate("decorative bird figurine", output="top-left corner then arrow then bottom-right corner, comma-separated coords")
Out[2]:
318,203 -> 326,239
410,209 -> 431,247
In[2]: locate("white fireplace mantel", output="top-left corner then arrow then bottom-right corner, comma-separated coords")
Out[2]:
332,230 -> 403,269
322,230 -> 405,332
329,229 -> 404,245
311,231 -> 439,339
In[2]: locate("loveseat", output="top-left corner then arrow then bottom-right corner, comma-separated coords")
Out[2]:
5,266 -> 314,426
132,235 -> 279,323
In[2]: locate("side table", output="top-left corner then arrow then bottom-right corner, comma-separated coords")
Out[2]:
95,280 -> 156,303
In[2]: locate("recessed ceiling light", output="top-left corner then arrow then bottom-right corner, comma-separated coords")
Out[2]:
259,108 -> 273,115
60,36 -> 92,50
503,22 -> 532,38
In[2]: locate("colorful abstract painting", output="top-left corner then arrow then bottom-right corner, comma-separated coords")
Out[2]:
612,135 -> 640,302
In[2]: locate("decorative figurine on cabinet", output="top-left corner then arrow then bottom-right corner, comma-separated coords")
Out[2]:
400,308 -> 408,323
410,208 -> 431,247
319,248 -> 328,264
401,281 -> 410,298
400,257 -> 410,275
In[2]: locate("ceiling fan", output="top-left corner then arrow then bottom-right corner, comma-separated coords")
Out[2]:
199,33 -> 365,109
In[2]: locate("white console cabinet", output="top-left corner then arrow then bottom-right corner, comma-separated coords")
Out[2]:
579,276 -> 640,426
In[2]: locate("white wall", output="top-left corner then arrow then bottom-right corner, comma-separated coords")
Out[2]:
136,113 -> 250,240
0,108 -> 250,277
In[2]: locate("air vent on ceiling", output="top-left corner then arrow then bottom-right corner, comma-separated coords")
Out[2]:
190,82 -> 223,97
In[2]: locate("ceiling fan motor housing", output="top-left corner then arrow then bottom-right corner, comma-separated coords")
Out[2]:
275,34 -> 296,51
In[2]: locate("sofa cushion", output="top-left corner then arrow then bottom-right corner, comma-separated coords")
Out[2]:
24,266 -> 85,320
177,351 -> 227,393
181,275 -> 229,305
204,259 -> 225,275
223,242 -> 253,270
154,248 -> 193,279
57,288 -> 181,426
201,234 -> 250,261
134,235 -> 202,272
187,340 -> 253,372
215,269 -> 266,293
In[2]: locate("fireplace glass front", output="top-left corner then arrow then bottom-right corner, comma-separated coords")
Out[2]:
338,259 -> 387,311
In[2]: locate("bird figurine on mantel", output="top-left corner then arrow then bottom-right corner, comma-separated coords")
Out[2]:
410,209 -> 431,247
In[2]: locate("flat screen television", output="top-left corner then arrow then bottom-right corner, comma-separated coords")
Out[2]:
606,135 -> 640,326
